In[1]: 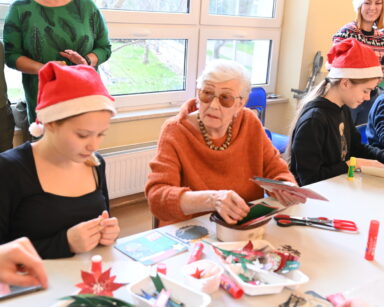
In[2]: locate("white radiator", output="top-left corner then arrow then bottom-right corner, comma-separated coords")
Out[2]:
100,142 -> 157,199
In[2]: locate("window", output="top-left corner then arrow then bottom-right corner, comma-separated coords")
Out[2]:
0,0 -> 284,111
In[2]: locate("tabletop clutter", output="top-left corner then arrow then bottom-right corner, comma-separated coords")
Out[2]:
53,177 -> 380,307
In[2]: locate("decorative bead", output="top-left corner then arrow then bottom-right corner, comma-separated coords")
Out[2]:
197,113 -> 232,151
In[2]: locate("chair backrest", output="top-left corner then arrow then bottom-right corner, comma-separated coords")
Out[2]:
356,124 -> 368,144
245,87 -> 267,125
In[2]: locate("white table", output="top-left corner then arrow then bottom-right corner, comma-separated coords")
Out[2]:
5,173 -> 384,306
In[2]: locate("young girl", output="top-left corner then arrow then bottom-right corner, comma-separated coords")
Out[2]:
287,38 -> 384,186
0,62 -> 120,259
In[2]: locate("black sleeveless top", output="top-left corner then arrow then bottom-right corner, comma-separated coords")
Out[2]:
0,142 -> 110,259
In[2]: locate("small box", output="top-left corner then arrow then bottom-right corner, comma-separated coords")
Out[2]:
127,273 -> 211,307
182,259 -> 224,294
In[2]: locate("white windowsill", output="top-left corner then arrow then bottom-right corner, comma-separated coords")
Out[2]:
111,97 -> 288,123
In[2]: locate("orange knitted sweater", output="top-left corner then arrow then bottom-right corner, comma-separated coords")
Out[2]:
145,99 -> 295,226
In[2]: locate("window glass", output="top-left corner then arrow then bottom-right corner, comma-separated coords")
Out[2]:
208,0 -> 275,18
206,39 -> 271,85
95,0 -> 189,13
5,66 -> 24,102
100,39 -> 187,96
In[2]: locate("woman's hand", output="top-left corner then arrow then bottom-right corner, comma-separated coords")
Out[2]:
213,190 -> 250,225
0,237 -> 48,288
354,158 -> 384,169
67,217 -> 103,253
270,189 -> 306,207
59,49 -> 87,65
98,211 -> 120,246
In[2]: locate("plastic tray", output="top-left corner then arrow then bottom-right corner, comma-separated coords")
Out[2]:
213,240 -> 309,296
127,273 -> 211,307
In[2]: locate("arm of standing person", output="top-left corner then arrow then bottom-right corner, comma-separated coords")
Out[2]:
291,117 -> 348,186
0,237 -> 48,288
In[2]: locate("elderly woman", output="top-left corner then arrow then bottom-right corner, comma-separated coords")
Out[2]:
145,60 -> 305,226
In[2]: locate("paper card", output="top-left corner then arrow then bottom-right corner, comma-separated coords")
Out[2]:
237,202 -> 278,225
251,177 -> 328,201
114,231 -> 188,266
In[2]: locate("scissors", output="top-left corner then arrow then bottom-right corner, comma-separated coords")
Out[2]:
274,214 -> 358,232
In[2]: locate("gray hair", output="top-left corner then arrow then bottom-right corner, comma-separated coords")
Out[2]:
196,59 -> 252,100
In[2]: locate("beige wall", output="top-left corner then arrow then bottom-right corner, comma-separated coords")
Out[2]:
269,0 -> 355,134
100,0 -> 357,149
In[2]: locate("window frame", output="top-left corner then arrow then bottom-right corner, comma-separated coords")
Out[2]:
198,26 -> 281,93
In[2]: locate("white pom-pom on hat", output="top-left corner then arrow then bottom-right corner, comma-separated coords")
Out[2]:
29,121 -> 44,138
352,0 -> 364,12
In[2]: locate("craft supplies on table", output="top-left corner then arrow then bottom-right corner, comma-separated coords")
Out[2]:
273,215 -> 358,232
212,240 -> 309,296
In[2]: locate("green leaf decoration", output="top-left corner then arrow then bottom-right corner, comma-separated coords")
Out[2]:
59,294 -> 135,307
150,273 -> 166,293
238,273 -> 251,282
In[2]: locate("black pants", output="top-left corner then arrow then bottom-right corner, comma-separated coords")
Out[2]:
0,101 -> 15,152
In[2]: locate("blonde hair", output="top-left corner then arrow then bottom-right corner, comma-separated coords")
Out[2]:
284,77 -> 380,165
356,3 -> 384,29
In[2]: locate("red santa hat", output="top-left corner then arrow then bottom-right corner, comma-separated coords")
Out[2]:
29,62 -> 116,137
327,38 -> 383,79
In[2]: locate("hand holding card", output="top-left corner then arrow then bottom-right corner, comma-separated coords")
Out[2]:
251,177 -> 328,201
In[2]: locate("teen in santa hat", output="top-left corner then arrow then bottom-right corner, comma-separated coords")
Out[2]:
0,62 -> 120,259
333,0 -> 384,125
285,38 -> 384,186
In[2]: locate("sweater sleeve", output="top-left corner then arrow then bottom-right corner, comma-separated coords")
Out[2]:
292,117 -> 348,186
32,230 -> 74,259
350,124 -> 384,163
91,6 -> 111,65
371,99 -> 384,149
145,122 -> 192,222
4,4 -> 23,69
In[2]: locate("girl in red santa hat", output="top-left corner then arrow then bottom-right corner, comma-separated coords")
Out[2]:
286,38 -> 384,186
0,62 -> 120,259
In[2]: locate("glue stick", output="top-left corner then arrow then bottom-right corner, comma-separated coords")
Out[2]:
365,220 -> 380,261
220,274 -> 244,299
347,157 -> 356,180
91,255 -> 102,275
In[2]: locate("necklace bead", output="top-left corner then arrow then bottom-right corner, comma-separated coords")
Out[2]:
197,113 -> 232,151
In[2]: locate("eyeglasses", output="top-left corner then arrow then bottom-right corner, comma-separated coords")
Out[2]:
198,89 -> 243,108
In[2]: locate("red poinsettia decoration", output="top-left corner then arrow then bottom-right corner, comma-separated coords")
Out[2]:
75,267 -> 125,296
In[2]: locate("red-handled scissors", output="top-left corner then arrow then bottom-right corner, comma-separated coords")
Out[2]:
274,215 -> 358,232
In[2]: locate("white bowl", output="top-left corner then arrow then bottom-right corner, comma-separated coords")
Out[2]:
182,259 -> 224,294
212,240 -> 309,296
127,273 -> 211,307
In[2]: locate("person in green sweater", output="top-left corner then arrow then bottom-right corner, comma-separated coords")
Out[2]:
4,0 -> 111,124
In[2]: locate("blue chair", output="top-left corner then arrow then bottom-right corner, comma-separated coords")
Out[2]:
356,124 -> 368,144
245,87 -> 288,153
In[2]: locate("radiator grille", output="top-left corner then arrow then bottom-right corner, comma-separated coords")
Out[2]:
100,143 -> 157,199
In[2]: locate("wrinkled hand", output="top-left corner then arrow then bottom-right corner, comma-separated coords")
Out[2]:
0,237 -> 48,288
213,190 -> 250,225
271,189 -> 306,207
59,49 -> 87,65
98,210 -> 120,246
67,217 -> 103,253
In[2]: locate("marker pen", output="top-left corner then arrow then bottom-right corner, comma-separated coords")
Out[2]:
365,220 -> 380,261
347,157 -> 356,180
220,274 -> 244,299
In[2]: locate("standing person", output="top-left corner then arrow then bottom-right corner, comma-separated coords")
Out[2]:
4,0 -> 111,124
332,0 -> 384,125
0,41 -> 14,152
0,237 -> 48,288
287,38 -> 384,186
146,60 -> 306,227
0,62 -> 119,259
